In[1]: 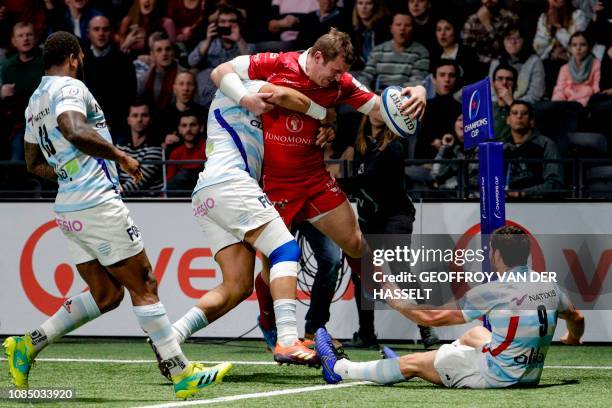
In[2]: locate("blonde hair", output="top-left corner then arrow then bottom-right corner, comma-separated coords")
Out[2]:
352,0 -> 389,31
355,115 -> 398,155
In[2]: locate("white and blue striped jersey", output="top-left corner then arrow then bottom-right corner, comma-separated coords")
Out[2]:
193,80 -> 266,194
460,266 -> 572,387
24,76 -> 120,212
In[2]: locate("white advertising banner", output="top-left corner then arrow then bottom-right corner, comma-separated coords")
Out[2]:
0,202 -> 610,341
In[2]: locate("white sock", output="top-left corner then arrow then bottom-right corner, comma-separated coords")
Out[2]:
172,307 -> 208,344
273,299 -> 299,346
334,358 -> 404,384
134,302 -> 189,377
252,220 -> 301,346
32,291 -> 101,354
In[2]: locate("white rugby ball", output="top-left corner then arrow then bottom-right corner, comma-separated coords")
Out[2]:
380,86 -> 418,138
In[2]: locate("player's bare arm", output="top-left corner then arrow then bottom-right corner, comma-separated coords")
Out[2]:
24,142 -> 58,181
381,282 -> 465,326
257,84 -> 336,146
211,61 -> 273,115
559,306 -> 585,345
260,84 -> 336,123
394,304 -> 466,327
58,110 -> 143,183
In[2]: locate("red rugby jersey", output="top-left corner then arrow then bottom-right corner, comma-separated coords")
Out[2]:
247,51 -> 375,179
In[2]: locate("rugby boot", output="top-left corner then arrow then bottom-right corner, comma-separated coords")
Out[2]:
3,335 -> 36,389
314,328 -> 349,384
146,337 -> 172,381
257,315 -> 277,352
172,362 -> 232,399
273,339 -> 319,367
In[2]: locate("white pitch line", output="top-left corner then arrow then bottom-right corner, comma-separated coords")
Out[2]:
134,381 -> 370,408
1,357 -> 611,370
545,365 -> 612,370
0,357 -> 276,365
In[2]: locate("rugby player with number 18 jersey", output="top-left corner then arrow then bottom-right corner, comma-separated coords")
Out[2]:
211,28 -> 428,340
2,32 -> 230,400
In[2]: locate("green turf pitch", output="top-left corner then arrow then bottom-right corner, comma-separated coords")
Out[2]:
1,338 -> 611,407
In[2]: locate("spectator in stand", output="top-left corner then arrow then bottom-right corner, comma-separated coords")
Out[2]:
0,1 -> 47,46
118,0 -> 175,58
0,5 -> 10,60
188,5 -> 254,106
90,0 -> 132,27
167,0 -> 205,47
204,0 -> 248,23
166,111 -> 206,196
428,16 -> 481,88
407,0 -> 436,56
586,1 -> 611,143
505,101 -> 564,198
416,59 -> 462,159
430,114 -> 478,192
1,22 -> 43,161
585,0 -> 610,54
45,0 -> 102,42
489,25 -> 546,104
332,0 -> 390,150
462,0 -> 518,65
160,71 -> 208,148
117,101 -> 163,196
188,5 -> 254,70
553,31 -> 600,107
338,114 -> 439,349
533,0 -> 588,96
573,0 -> 598,20
359,11 -> 429,92
295,0 -> 349,50
137,31 -> 180,113
84,15 -> 137,139
492,63 -> 518,142
267,0 -> 319,49
349,0 -> 390,71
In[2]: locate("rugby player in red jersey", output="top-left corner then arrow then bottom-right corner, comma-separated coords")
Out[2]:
210,28 -> 426,360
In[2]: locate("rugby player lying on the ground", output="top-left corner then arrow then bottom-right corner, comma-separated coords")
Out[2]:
315,226 -> 585,388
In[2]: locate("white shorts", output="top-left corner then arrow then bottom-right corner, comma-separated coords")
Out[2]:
55,198 -> 144,266
434,343 -> 488,389
192,174 -> 279,256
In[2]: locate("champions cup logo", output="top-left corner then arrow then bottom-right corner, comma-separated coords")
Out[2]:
286,114 -> 303,133
468,89 -> 481,121
494,176 -> 503,219
480,177 -> 487,220
21,221 -> 85,316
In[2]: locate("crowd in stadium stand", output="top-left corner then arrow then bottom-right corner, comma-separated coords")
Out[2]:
0,0 -> 611,198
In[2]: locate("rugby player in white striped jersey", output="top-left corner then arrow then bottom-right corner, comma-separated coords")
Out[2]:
147,78 -> 337,378
2,31 -> 229,399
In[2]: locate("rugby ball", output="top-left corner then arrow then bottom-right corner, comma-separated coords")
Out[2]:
380,86 -> 418,138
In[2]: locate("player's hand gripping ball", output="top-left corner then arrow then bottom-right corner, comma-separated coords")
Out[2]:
380,86 -> 419,138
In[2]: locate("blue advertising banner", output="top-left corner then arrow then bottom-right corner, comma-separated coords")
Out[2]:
478,142 -> 506,234
478,142 -> 505,331
462,78 -> 495,149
